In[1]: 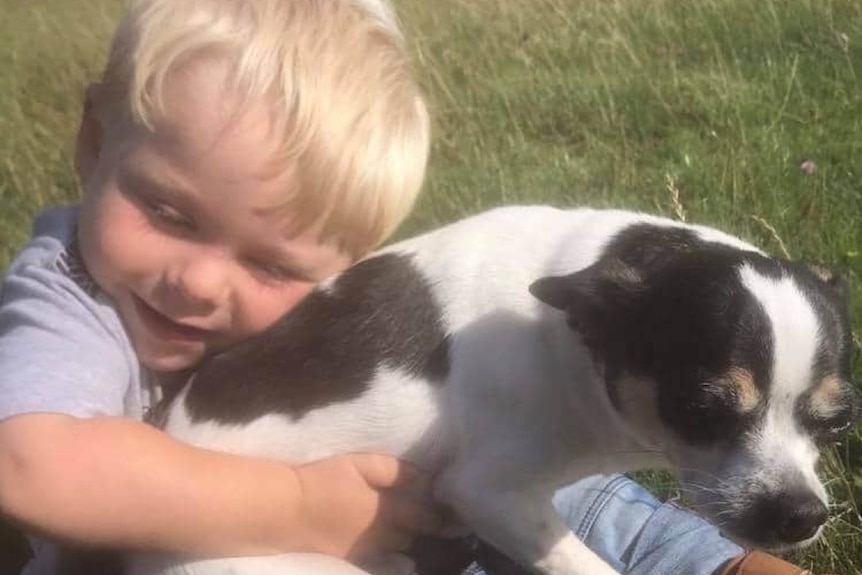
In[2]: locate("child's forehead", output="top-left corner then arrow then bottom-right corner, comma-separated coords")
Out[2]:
101,60 -> 295,192
153,60 -> 282,155
104,90 -> 349,260
113,149 -> 346,272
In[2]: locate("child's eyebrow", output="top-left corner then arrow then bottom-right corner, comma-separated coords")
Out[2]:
255,247 -> 329,281
120,166 -> 198,203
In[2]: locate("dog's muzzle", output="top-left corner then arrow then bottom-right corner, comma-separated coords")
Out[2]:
736,489 -> 828,548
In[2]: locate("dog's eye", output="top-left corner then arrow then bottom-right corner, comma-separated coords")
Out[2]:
813,416 -> 855,444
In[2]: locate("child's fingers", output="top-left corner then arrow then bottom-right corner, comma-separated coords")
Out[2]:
348,453 -> 421,489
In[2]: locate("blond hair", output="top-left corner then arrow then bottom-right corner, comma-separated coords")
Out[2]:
98,0 -> 429,258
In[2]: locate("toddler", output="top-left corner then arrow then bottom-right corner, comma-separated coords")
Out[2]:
0,0 -> 435,572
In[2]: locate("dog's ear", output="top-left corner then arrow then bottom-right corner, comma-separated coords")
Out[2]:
530,258 -> 645,319
805,262 -> 847,299
532,224 -> 710,312
529,274 -> 577,311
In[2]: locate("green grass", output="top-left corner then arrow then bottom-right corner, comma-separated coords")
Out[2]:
1,0 -> 861,572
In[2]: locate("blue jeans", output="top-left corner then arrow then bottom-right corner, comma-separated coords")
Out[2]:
465,474 -> 742,575
27,475 -> 743,575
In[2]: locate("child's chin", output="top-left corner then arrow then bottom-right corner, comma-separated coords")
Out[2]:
137,345 -> 204,373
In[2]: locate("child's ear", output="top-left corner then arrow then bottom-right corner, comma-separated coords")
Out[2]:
74,83 -> 104,183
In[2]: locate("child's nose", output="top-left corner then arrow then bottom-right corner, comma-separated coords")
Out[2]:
169,252 -> 231,310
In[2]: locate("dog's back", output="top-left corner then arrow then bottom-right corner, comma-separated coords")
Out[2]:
159,206 -> 734,465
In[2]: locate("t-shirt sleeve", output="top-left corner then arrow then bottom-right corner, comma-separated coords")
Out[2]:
0,261 -> 132,421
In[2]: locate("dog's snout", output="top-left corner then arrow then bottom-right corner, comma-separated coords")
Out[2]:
750,490 -> 828,545
777,492 -> 828,543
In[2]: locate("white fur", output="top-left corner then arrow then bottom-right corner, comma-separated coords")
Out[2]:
133,207 -> 831,575
688,265 -> 827,549
164,366 -> 447,464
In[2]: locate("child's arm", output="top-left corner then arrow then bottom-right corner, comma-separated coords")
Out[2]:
0,413 -> 440,559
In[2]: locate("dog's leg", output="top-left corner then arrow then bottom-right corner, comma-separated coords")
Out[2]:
438,474 -> 619,575
469,496 -> 617,575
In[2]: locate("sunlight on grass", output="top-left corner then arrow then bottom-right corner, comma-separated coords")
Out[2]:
1,0 -> 861,570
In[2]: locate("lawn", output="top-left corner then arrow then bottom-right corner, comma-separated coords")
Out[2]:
1,0 -> 861,572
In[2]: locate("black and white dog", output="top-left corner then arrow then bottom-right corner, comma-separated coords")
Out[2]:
134,206 -> 858,575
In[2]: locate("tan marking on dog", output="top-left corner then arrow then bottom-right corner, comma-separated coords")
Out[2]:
809,374 -> 845,417
805,263 -> 836,283
726,366 -> 761,413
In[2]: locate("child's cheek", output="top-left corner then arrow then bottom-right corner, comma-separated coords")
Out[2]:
79,181 -> 166,292
239,280 -> 317,338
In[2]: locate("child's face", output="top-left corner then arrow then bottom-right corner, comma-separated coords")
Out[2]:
75,61 -> 352,372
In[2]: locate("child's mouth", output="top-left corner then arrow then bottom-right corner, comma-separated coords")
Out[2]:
132,295 -> 212,342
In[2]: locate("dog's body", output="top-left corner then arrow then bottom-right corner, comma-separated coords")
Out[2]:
131,206 -> 858,575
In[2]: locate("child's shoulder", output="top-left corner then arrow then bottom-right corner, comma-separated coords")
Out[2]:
5,204 -> 99,298
15,204 -> 77,264
0,204 -> 150,421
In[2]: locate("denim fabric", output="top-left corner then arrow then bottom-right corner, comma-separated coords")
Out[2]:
464,474 -> 742,575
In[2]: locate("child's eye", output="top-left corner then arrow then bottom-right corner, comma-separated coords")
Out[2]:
248,260 -> 299,283
146,201 -> 194,231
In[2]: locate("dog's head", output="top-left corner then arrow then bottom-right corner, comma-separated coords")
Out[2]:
531,222 -> 859,551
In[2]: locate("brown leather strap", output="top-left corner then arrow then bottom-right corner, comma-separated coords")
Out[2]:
719,551 -> 813,575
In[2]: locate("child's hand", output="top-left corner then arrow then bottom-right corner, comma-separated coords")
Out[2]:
293,453 -> 441,560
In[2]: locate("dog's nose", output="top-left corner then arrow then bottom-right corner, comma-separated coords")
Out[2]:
738,490 -> 829,547
776,492 -> 829,543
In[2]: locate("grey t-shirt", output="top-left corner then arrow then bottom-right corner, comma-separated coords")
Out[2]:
0,205 -> 160,574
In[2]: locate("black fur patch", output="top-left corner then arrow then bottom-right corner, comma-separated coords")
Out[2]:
564,224 -> 856,446
184,253 -> 450,424
542,224 -> 782,445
